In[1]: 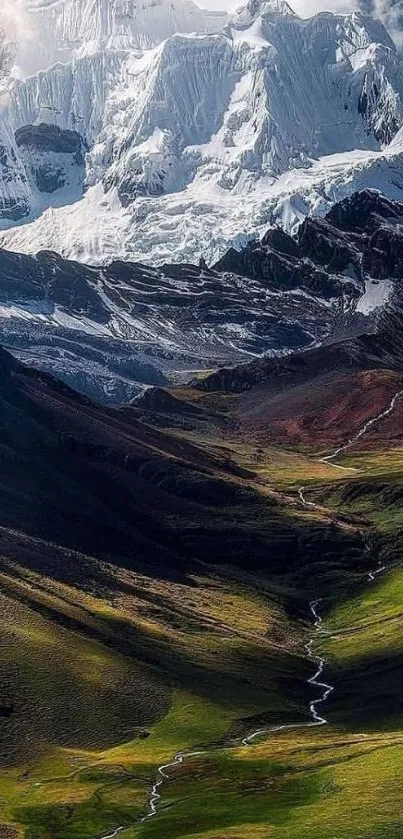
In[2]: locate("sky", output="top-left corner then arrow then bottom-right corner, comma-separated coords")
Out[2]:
200,0 -> 357,12
0,0 -> 397,24
199,0 -> 402,46
0,0 -> 390,19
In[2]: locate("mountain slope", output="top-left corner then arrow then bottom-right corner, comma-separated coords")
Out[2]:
0,312 -> 399,839
0,189 -> 401,403
2,1 -> 403,263
190,301 -> 403,450
6,0 -> 228,75
0,342 -> 370,839
183,197 -> 403,453
1,310 -> 403,839
0,344 -> 362,576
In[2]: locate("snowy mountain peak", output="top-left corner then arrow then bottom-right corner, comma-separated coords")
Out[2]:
235,0 -> 297,27
2,2 -> 403,265
7,0 -> 228,77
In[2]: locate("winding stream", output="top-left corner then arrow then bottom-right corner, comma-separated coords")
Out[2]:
299,386 -> 403,513
98,600 -> 333,837
321,388 -> 403,465
100,390 -> 402,838
99,574 -> 384,838
99,598 -> 334,838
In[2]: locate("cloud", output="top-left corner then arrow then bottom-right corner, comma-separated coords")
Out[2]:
2,0 -> 402,71
200,0 -> 356,11
201,0 -> 402,46
292,0 -> 358,14
290,0 -> 403,33
292,0 -> 403,45
0,1 -> 57,78
363,0 -> 403,46
0,1 -> 36,76
0,1 -> 32,40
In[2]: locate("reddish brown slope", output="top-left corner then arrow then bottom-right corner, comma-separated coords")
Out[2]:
235,369 -> 403,451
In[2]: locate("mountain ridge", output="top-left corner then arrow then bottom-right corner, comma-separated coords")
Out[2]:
2,1 -> 403,264
0,188 -> 400,403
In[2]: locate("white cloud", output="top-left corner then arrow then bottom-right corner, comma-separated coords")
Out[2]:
292,0 -> 358,14
198,0 -> 402,25
369,0 -> 403,46
198,0 -> 356,11
0,1 -> 36,77
199,0 -> 402,47
2,0 -> 401,59
0,1 -> 32,38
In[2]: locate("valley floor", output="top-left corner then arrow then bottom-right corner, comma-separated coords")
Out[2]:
1,356 -> 403,839
1,455 -> 401,839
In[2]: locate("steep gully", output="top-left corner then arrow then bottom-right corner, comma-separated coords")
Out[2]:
299,387 -> 403,502
322,389 -> 403,467
100,390 -> 403,838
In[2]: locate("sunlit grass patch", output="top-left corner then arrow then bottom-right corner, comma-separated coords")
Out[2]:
131,726 -> 403,839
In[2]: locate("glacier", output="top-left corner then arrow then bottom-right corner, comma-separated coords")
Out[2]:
2,0 -> 403,264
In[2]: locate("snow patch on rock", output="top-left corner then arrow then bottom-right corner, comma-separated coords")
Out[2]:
356,278 -> 394,314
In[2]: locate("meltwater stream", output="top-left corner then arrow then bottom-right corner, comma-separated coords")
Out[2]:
100,382 -> 403,838
100,598 -> 334,837
321,388 -> 403,466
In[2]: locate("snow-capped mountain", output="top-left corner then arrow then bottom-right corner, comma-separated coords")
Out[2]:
5,0 -> 228,76
2,0 -> 403,264
0,189 -> 400,403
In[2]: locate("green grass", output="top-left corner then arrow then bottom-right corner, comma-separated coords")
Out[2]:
118,726 -> 403,839
125,557 -> 403,839
333,447 -> 403,476
123,437 -> 403,839
0,558 -> 310,839
3,427 -> 403,839
10,692 -> 237,839
316,562 -> 403,732
173,434 -> 357,489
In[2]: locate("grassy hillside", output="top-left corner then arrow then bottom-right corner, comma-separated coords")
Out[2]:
0,545 -> 313,839
117,445 -> 403,839
1,347 -> 403,838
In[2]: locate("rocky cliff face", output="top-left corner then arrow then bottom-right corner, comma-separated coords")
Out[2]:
3,123 -> 86,217
0,189 -> 399,404
2,2 -> 403,264
196,190 -> 403,394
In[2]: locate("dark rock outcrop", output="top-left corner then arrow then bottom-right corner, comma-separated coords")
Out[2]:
15,124 -> 85,163
13,123 -> 86,195
1,188 -> 403,404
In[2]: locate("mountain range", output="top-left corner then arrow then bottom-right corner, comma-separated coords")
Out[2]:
2,4 -> 403,838
3,0 -> 403,266
1,180 -> 403,836
0,188 -> 400,402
